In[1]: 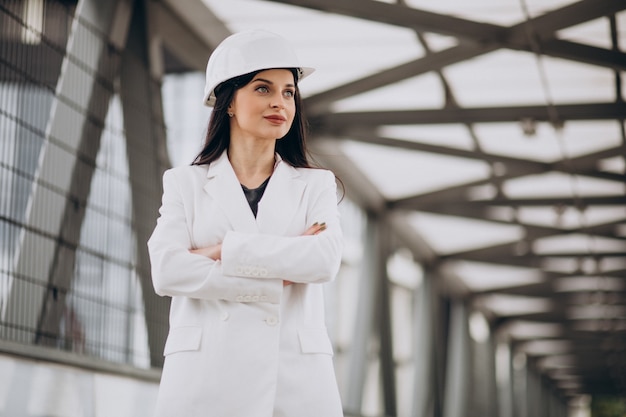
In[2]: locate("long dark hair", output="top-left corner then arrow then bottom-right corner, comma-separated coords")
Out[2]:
192,68 -> 312,168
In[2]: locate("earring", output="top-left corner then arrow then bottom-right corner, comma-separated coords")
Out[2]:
228,112 -> 233,117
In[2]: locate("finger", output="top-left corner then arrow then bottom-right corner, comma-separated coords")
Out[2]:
302,226 -> 316,236
313,223 -> 327,235
302,222 -> 322,236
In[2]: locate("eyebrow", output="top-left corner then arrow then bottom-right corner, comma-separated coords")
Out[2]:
251,77 -> 295,88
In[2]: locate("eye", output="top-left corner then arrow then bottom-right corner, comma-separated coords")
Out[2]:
283,89 -> 295,98
255,85 -> 269,94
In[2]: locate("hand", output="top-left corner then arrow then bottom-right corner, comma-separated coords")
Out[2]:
301,222 -> 326,236
190,243 -> 222,261
284,222 -> 327,287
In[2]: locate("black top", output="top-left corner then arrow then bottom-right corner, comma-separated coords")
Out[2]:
241,176 -> 271,218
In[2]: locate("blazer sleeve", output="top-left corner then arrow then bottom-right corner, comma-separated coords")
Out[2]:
221,170 -> 343,284
147,169 -> 283,303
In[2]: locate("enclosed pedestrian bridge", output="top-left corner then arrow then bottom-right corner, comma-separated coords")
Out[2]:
0,0 -> 625,415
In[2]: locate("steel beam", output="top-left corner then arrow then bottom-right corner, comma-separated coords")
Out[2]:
120,0 -> 172,369
314,102 -> 626,129
264,0 -> 624,45
152,0 -> 229,72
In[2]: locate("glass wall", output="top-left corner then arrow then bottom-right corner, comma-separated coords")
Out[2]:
0,0 -> 152,368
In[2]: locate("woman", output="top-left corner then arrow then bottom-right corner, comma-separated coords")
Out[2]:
147,30 -> 344,417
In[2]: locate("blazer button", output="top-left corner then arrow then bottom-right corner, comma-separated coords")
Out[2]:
265,316 -> 278,326
244,266 -> 252,275
220,312 -> 229,321
251,267 -> 260,276
260,295 -> 268,302
235,295 -> 244,302
252,295 -> 260,302
235,266 -> 243,274
259,268 -> 268,277
243,295 -> 252,302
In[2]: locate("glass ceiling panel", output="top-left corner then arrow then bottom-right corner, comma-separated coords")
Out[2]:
542,256 -> 626,274
442,260 -> 543,291
443,50 -> 550,106
538,354 -> 577,369
420,33 -> 459,52
558,12 -> 626,49
513,205 -> 626,229
479,294 -> 553,316
378,124 -> 476,150
521,340 -> 573,356
341,140 -> 490,199
474,120 -> 622,163
567,305 -> 626,320
332,72 -> 445,112
573,320 -> 626,332
599,156 -> 626,174
522,0 -> 580,19
542,57 -> 616,104
555,276 -> 626,292
557,17 -> 612,49
503,321 -> 564,339
446,52 -> 614,107
600,256 -> 626,272
533,233 -> 626,254
407,211 -> 524,255
503,172 -> 626,198
403,0 -> 564,26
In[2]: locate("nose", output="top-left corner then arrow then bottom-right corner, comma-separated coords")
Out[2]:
270,93 -> 286,109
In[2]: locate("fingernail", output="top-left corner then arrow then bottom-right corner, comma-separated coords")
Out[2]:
319,222 -> 326,227
312,222 -> 319,226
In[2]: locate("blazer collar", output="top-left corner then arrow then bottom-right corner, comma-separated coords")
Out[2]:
203,151 -> 305,235
256,154 -> 305,236
203,151 -> 258,233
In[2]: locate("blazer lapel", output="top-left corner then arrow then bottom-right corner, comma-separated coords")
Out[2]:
256,156 -> 305,236
203,152 -> 259,233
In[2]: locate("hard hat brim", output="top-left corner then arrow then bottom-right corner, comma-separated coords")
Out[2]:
203,65 -> 315,108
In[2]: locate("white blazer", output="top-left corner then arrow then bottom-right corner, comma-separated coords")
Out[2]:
147,151 -> 344,417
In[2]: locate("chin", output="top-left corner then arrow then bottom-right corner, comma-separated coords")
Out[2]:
267,128 -> 289,139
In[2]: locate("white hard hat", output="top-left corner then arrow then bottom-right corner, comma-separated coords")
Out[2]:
203,29 -> 315,107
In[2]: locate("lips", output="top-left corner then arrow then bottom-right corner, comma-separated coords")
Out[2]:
264,115 -> 286,124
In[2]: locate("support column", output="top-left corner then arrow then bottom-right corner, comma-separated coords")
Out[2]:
512,352 -> 529,417
3,0 -> 132,344
412,268 -> 438,417
442,299 -> 471,417
526,364 -> 540,417
471,333 -> 499,417
120,0 -> 171,368
377,218 -> 396,417
496,340 -> 515,417
344,211 -> 382,414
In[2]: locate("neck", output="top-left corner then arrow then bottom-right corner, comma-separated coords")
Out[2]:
228,141 -> 276,188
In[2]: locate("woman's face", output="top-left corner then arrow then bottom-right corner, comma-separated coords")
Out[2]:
228,69 -> 297,142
